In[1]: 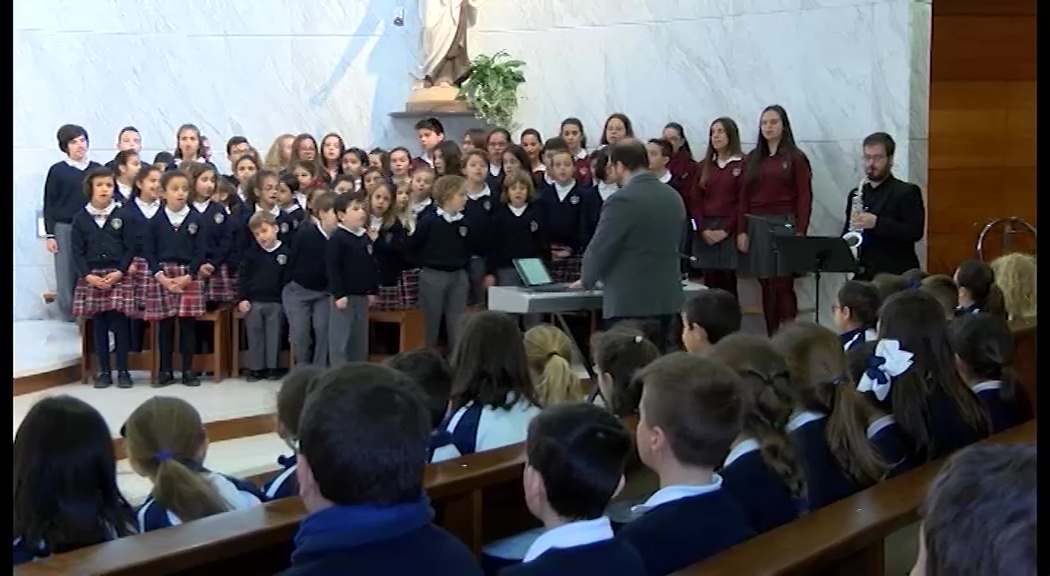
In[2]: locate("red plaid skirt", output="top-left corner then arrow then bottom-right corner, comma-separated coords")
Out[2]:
128,257 -> 152,319
550,256 -> 582,283
143,263 -> 206,321
368,269 -> 421,312
72,268 -> 134,317
205,265 -> 238,303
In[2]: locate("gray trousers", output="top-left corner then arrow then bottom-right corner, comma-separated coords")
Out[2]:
419,268 -> 469,350
53,222 -> 76,321
281,281 -> 329,368
328,295 -> 369,366
245,302 -> 283,371
495,267 -> 541,328
467,256 -> 488,307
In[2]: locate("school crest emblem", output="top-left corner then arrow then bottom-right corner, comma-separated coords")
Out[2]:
214,212 -> 225,225
280,222 -> 289,233
188,223 -> 198,235
483,199 -> 492,211
781,161 -> 789,170
569,195 -> 580,205
276,254 -> 287,265
366,244 -> 374,255
458,226 -> 467,237
110,218 -> 123,230
732,167 -> 741,177
529,220 -> 538,233
293,219 -> 301,229
385,232 -> 393,243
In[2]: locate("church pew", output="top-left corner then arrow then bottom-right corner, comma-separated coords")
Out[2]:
682,420 -> 1036,576
1009,316 -> 1037,412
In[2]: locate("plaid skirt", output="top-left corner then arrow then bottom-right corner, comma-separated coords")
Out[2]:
549,255 -> 582,283
128,257 -> 152,318
143,263 -> 206,321
205,264 -> 238,303
369,269 -> 421,311
72,268 -> 134,317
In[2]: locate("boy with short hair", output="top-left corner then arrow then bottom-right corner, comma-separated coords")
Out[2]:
289,364 -> 482,575
413,117 -> 446,170
911,443 -> 1036,576
283,191 -> 338,368
502,402 -> 644,575
43,123 -> 103,321
326,191 -> 378,365
680,289 -> 742,356
832,280 -> 881,351
237,211 -> 292,381
919,274 -> 959,321
385,349 -> 460,463
617,353 -> 755,575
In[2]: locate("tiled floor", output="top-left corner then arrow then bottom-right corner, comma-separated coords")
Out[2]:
14,319 -> 81,377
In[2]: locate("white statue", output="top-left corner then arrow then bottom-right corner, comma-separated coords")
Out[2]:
418,0 -> 483,89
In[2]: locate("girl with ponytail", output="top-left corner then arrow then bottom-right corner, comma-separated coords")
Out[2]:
954,259 -> 1007,318
523,324 -> 583,407
949,312 -> 1031,433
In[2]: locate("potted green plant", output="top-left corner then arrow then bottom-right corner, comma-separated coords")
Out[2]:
458,50 -> 527,129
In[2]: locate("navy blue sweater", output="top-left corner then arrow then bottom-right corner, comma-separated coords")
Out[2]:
410,212 -> 477,273
973,382 -> 1024,435
326,227 -> 378,299
616,490 -> 755,576
501,539 -> 647,576
145,209 -> 207,275
286,499 -> 481,576
42,160 -> 101,234
373,220 -> 411,286
535,182 -> 600,253
193,201 -> 234,269
488,203 -> 549,273
719,447 -> 804,534
117,200 -> 160,260
262,454 -> 299,500
790,416 -> 866,510
868,416 -> 912,478
237,241 -> 292,302
287,222 -> 330,292
70,206 -> 134,277
463,191 -> 496,258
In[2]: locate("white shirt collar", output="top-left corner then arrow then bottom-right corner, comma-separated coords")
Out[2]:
866,415 -> 897,439
295,192 -> 308,208
635,477 -> 724,513
489,163 -> 501,177
522,517 -> 614,563
786,410 -> 827,432
597,181 -> 619,201
715,155 -> 743,169
573,148 -> 588,161
422,154 -> 435,168
722,438 -> 760,468
436,208 -> 464,223
86,201 -> 117,218
165,205 -> 191,225
554,181 -> 575,201
410,197 -> 432,215
135,197 -> 161,218
282,203 -> 302,214
509,204 -> 527,217
844,328 -> 878,351
65,157 -> 90,170
313,218 -> 329,240
467,185 -> 491,201
656,171 -> 673,184
237,187 -> 248,203
971,380 -> 1003,394
262,240 -> 283,253
117,181 -> 133,198
369,215 -> 383,231
255,203 -> 281,217
192,199 -> 211,213
337,223 -> 365,237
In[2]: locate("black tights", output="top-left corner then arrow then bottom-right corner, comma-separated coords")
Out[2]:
158,317 -> 197,373
93,311 -> 130,373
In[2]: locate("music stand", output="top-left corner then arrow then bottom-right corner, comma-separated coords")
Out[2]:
775,236 -> 859,323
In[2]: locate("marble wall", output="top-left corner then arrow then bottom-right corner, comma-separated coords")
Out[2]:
13,0 -> 930,322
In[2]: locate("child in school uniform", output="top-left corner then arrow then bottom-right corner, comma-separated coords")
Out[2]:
70,167 -> 135,388
121,166 -> 164,352
949,313 -> 1030,434
291,160 -> 317,192
230,154 -> 259,208
386,349 -> 462,463
462,127 -> 487,153
615,353 -> 755,575
954,259 -> 1008,318
540,137 -> 567,186
832,280 -> 881,351
331,174 -> 357,195
691,117 -> 745,297
409,165 -> 437,218
239,170 -> 298,250
237,212 -> 292,381
920,274 -> 960,320
369,147 -> 390,173
340,148 -> 369,190
362,167 -> 387,197
168,124 -> 207,171
184,163 -> 237,308
488,172 -> 548,289
559,117 -> 593,186
263,367 -> 324,500
519,129 -> 546,185
123,396 -> 265,532
143,171 -> 207,387
412,117 -> 446,170
43,124 -> 102,322
277,172 -> 308,231
680,288 -> 743,357
444,312 -> 543,455
410,175 -> 474,349
319,133 -> 345,182
434,140 -> 464,177
153,151 -> 175,172
368,181 -> 413,312
283,191 -> 338,368
485,128 -> 511,192
495,403 -> 644,576
589,147 -> 620,206
499,144 -> 533,181
708,334 -> 808,534
111,149 -> 140,203
536,149 -> 600,283
326,191 -> 378,365
591,328 -> 661,416
389,146 -> 414,189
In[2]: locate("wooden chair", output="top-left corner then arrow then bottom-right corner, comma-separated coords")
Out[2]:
78,318 -> 155,384
368,309 -> 426,354
164,307 -> 232,382
230,309 -> 292,377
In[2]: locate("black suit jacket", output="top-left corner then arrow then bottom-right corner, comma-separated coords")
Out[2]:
842,175 -> 925,280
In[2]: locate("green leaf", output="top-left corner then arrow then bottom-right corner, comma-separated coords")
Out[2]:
460,50 -> 527,129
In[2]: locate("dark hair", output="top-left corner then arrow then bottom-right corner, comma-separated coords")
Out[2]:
182,162 -> 221,202
386,349 -> 454,429
871,272 -> 911,301
117,125 -> 139,140
450,311 -> 540,411
590,326 -> 660,417
921,275 -> 959,319
559,118 -> 588,150
368,147 -> 391,175
773,321 -> 890,484
634,352 -> 743,467
333,189 -> 367,214
502,143 -> 532,173
279,171 -> 301,195
955,259 -> 1006,318
920,443 -> 1036,576
874,290 -> 988,458
332,173 -> 358,191
948,313 -> 1019,404
233,153 -> 259,174
225,135 -> 249,155
608,139 -> 649,173
300,364 -> 431,505
647,138 -> 673,159
744,105 -> 808,189
862,132 -> 896,157
133,165 -> 162,199
901,268 -> 928,284
276,367 -> 325,442
289,133 -> 319,169
56,124 -> 89,153
311,190 -> 337,215
543,137 -> 568,153
342,147 -> 369,171
13,396 -> 134,557
82,166 -> 116,200
709,334 -> 807,500
414,117 -> 445,135
435,140 -> 463,176
389,146 -> 412,164
173,123 -> 202,160
600,113 -> 635,146
486,127 -> 512,146
590,147 -> 613,182
319,133 -> 347,170
663,122 -> 692,156
462,128 -> 487,150
836,280 -> 881,329
527,402 -> 632,520
244,169 -> 278,208
112,149 -> 140,176
153,151 -> 174,165
681,288 -> 742,346
699,117 -> 743,189
463,149 -> 489,173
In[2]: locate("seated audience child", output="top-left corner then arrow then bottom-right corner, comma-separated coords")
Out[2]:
920,275 -> 959,320
772,322 -> 897,502
616,353 -> 755,575
263,367 -> 325,500
954,259 -> 1007,318
707,334 -> 808,534
871,272 -> 910,301
123,396 -> 265,532
911,443 -> 1036,576
238,212 -> 292,381
386,349 -> 462,463
900,268 -> 929,284
287,364 -> 481,575
523,323 -> 582,407
989,252 -> 1037,321
591,327 -> 661,416
948,313 -> 1030,434
848,290 -> 988,466
13,396 -> 135,565
679,288 -> 742,356
500,403 -> 644,576
832,280 -> 880,351
445,311 -> 543,455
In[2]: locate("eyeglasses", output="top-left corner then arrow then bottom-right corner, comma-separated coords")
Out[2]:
862,154 -> 887,162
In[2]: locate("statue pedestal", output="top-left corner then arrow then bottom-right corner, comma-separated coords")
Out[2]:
405,86 -> 472,113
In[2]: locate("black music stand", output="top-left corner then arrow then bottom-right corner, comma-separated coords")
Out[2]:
775,236 -> 859,323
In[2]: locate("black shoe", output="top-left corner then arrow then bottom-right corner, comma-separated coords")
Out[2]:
266,369 -> 283,381
182,370 -> 201,387
93,372 -> 113,389
246,370 -> 263,383
116,371 -> 134,388
153,372 -> 176,387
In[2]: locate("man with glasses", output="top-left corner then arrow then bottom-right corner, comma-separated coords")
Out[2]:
842,132 -> 926,280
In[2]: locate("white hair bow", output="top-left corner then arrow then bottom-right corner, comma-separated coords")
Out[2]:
856,339 -> 914,402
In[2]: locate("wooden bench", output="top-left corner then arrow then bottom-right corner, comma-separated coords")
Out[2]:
682,420 -> 1037,576
1010,316 -> 1037,411
183,308 -> 233,382
78,318 -> 156,383
369,309 -> 426,353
